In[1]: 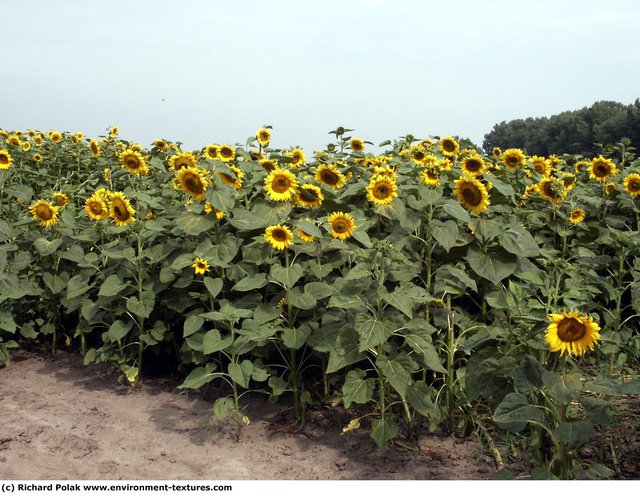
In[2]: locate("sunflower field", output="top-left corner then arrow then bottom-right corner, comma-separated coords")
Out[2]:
1,126 -> 640,479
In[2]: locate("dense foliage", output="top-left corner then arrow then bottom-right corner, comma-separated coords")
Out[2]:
1,126 -> 640,479
483,99 -> 640,157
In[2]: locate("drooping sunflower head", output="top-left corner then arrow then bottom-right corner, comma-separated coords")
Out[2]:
589,156 -> 618,183
537,177 -> 566,204
218,144 -> 236,162
89,139 -> 101,158
0,150 -> 13,170
420,165 -> 441,187
217,165 -> 244,189
259,158 -> 277,173
438,136 -> 459,157
169,151 -> 198,171
177,166 -> 209,200
109,126 -> 119,136
501,148 -> 526,170
560,172 -> 577,191
545,309 -> 601,357
296,184 -> 324,208
53,192 -> 69,208
327,211 -> 356,241
286,148 -> 306,168
264,168 -> 298,201
192,257 -> 210,276
568,207 -> 585,224
119,149 -> 149,176
530,156 -> 550,176
33,136 -> 43,146
623,173 -> 640,197
453,176 -> 490,215
85,195 -> 110,221
264,224 -> 294,250
460,154 -> 485,176
203,144 -> 219,160
256,128 -> 271,146
296,219 -> 317,243
349,138 -> 365,153
366,175 -> 398,205
109,192 -> 136,227
28,199 -> 60,227
315,164 -> 346,190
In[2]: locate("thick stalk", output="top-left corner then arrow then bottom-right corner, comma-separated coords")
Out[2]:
446,294 -> 455,433
136,233 -> 145,384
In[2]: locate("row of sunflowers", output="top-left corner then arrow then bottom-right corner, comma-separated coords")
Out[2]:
1,125 -> 639,478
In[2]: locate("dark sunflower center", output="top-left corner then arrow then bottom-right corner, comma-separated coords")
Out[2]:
321,170 -> 339,185
272,229 -> 288,242
506,156 -> 518,166
259,132 -> 269,142
113,201 -> 129,220
126,157 -> 140,169
557,317 -> 586,342
220,147 -> 233,158
261,161 -> 276,172
300,188 -> 318,202
0,155 -> 8,165
273,176 -> 291,193
629,179 -> 640,191
442,141 -> 455,152
90,202 -> 103,214
466,159 -> 482,171
534,164 -> 545,174
594,164 -> 610,177
413,151 -> 425,161
36,205 -> 53,221
333,219 -> 348,233
462,185 -> 481,206
373,184 -> 390,199
185,176 -> 203,194
543,183 -> 560,199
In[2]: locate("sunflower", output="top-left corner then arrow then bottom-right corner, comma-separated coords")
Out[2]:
264,224 -> 294,250
169,151 -> 198,171
453,176 -> 490,215
217,165 -> 244,189
259,158 -> 277,173
421,154 -> 439,168
327,212 -> 356,240
286,148 -> 306,168
256,128 -> 271,146
623,173 -> 640,197
22,141 -> 31,152
315,164 -> 346,190
589,156 -> 618,182
34,136 -> 43,146
409,145 -> 427,164
204,144 -> 219,160
49,131 -> 63,143
501,148 -> 526,170
420,166 -> 441,187
217,144 -> 236,162
34,153 -> 43,162
366,175 -> 398,205
89,139 -> 101,158
296,184 -> 324,207
574,160 -> 588,174
103,167 -> 111,181
177,166 -> 209,200
296,222 -> 317,243
249,150 -> 264,161
7,135 -> 21,147
94,188 -> 112,201
0,130 -> 8,139
604,182 -> 618,195
0,150 -> 12,170
154,139 -> 168,151
491,147 -> 502,158
53,192 -> 69,208
569,208 -> 585,224
560,172 -> 577,191
537,177 -> 566,203
349,138 -> 365,153
439,158 -> 454,171
70,134 -> 79,145
530,156 -> 550,176
109,192 -> 136,226
460,154 -> 485,176
545,309 -> 601,357
74,132 -> 84,141
28,199 -> 60,227
192,257 -> 210,276
109,126 -> 119,136
264,168 -> 298,201
438,136 -> 459,157
119,149 -> 149,176
85,195 -> 109,221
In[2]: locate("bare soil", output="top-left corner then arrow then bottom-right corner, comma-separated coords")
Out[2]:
0,350 -> 495,480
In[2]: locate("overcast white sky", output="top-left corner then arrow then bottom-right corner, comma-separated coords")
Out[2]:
3,0 -> 640,152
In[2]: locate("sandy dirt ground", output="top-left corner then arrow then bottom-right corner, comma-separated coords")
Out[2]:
0,350 -> 495,480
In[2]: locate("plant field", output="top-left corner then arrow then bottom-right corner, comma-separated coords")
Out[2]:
1,126 -> 640,479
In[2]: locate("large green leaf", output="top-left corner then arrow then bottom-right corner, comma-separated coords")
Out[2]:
467,245 -> 517,285
179,366 -> 219,389
231,273 -> 268,292
282,325 -> 312,350
183,314 -> 204,338
270,263 -> 304,288
66,274 -> 92,300
342,369 -> 375,408
213,396 -> 235,420
406,382 -> 436,417
326,328 -> 364,374
542,370 -> 581,403
555,421 -> 594,449
107,320 -> 133,342
376,354 -> 414,398
370,418 -> 398,449
175,212 -> 216,236
205,187 -> 236,213
431,219 -> 459,253
203,277 -> 223,298
33,237 -> 63,256
99,274 -> 129,297
355,313 -> 392,352
287,288 -> 317,310
126,290 -> 155,319
500,223 -> 540,257
202,329 -> 234,354
404,330 -> 447,373
493,392 -> 544,432
228,360 -> 253,389
380,288 -> 414,319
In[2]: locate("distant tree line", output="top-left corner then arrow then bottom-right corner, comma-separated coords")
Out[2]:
482,99 -> 640,157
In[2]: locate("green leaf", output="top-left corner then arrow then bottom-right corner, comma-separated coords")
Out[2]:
126,290 -> 155,319
303,281 -> 335,300
326,328 -> 364,374
206,187 -> 235,213
270,263 -> 304,288
355,313 -> 392,352
467,245 -> 517,285
376,355 -> 414,398
406,382 -> 435,417
0,311 -> 17,333
404,330 -> 447,374
42,272 -> 69,295
442,200 -> 471,224
287,289 -> 317,310
370,418 -> 398,449
282,325 -> 312,350
179,367 -> 217,389
175,212 -> 217,236
381,289 -> 414,319
108,320 -> 133,342
542,370 -> 581,403
99,274 -> 129,297
203,277 -> 223,298
328,293 -> 364,309
431,220 -> 459,253
500,223 -> 540,257
555,421 -> 593,449
33,237 -> 63,256
202,329 -> 233,354
213,396 -> 235,420
582,397 -> 613,426
228,360 -> 253,388
351,229 -> 372,248
252,304 -> 282,325
66,274 -> 92,300
584,463 -> 615,480
296,219 -> 322,238
342,369 -> 375,408
268,376 -> 287,397
493,392 -> 544,432
183,314 -> 204,338
232,273 -> 268,292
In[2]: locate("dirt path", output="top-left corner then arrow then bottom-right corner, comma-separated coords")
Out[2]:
0,351 -> 494,480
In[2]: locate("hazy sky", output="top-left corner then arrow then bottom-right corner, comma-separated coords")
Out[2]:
4,0 -> 640,152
